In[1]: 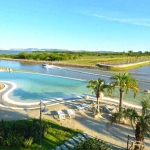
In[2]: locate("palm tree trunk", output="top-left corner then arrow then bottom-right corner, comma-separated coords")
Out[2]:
97,97 -> 99,113
135,122 -> 144,141
119,90 -> 124,111
134,123 -> 144,150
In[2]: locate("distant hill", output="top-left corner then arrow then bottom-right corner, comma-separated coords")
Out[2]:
0,48 -> 113,53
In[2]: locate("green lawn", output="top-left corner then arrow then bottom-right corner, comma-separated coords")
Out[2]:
65,56 -> 125,66
2,54 -> 150,70
0,119 -> 82,150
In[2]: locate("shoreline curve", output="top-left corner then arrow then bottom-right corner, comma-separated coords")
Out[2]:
0,80 -> 142,110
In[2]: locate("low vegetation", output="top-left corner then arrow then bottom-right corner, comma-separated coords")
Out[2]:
109,96 -> 150,150
0,119 -> 113,150
74,138 -> 112,150
1,50 -> 150,70
0,119 -> 81,150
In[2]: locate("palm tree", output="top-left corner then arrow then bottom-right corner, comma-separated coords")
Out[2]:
87,78 -> 108,114
110,96 -> 150,149
110,73 -> 138,111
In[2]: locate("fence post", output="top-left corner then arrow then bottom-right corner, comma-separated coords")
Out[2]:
127,135 -> 129,150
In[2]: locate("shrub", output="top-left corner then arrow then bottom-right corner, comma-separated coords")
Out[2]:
0,119 -> 50,147
74,138 -> 112,150
23,137 -> 33,147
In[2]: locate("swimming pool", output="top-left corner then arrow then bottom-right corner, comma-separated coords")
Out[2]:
0,71 -> 148,105
0,71 -> 90,102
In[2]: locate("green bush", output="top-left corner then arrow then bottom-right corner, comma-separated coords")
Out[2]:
74,138 -> 112,150
23,137 -> 33,147
0,119 -> 49,147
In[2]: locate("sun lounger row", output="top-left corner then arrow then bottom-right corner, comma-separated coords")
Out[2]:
52,132 -> 91,150
75,103 -> 92,111
57,103 -> 92,120
57,109 -> 75,120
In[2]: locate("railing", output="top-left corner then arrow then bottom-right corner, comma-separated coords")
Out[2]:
127,135 -> 145,150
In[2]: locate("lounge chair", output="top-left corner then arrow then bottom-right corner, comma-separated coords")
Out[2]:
103,106 -> 111,113
57,110 -> 65,120
103,105 -> 117,114
75,104 -> 85,111
80,103 -> 92,111
67,109 -> 75,119
75,103 -> 91,111
80,103 -> 87,107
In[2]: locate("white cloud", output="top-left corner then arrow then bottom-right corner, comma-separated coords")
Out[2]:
92,14 -> 150,27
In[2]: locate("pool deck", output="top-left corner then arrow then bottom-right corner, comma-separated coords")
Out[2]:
0,101 -> 149,149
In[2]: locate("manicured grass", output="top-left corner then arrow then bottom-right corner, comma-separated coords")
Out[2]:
2,55 -> 150,71
65,56 -> 125,66
0,119 -> 82,150
53,56 -> 150,71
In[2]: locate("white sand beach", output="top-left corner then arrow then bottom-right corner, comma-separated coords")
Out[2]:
0,102 -> 149,149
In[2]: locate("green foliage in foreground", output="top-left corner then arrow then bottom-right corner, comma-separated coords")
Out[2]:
0,119 -> 49,148
110,96 -> 150,142
74,138 -> 112,150
0,119 -> 81,150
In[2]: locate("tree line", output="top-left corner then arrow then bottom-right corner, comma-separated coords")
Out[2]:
0,50 -> 150,62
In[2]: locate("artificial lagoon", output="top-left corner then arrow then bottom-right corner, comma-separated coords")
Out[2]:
0,71 -> 148,106
0,71 -> 90,103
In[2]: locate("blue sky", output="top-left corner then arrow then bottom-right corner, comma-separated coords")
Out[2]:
0,0 -> 150,52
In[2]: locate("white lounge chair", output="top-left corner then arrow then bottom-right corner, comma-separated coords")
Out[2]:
57,110 -> 65,120
80,103 -> 91,110
77,103 -> 92,111
75,104 -> 85,111
67,109 -> 75,119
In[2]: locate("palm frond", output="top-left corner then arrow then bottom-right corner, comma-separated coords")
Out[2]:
110,96 -> 150,140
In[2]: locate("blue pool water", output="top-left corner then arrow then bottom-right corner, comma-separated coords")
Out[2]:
0,71 -> 148,105
0,71 -> 90,102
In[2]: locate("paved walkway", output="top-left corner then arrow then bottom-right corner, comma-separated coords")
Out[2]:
52,133 -> 125,150
98,60 -> 150,68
